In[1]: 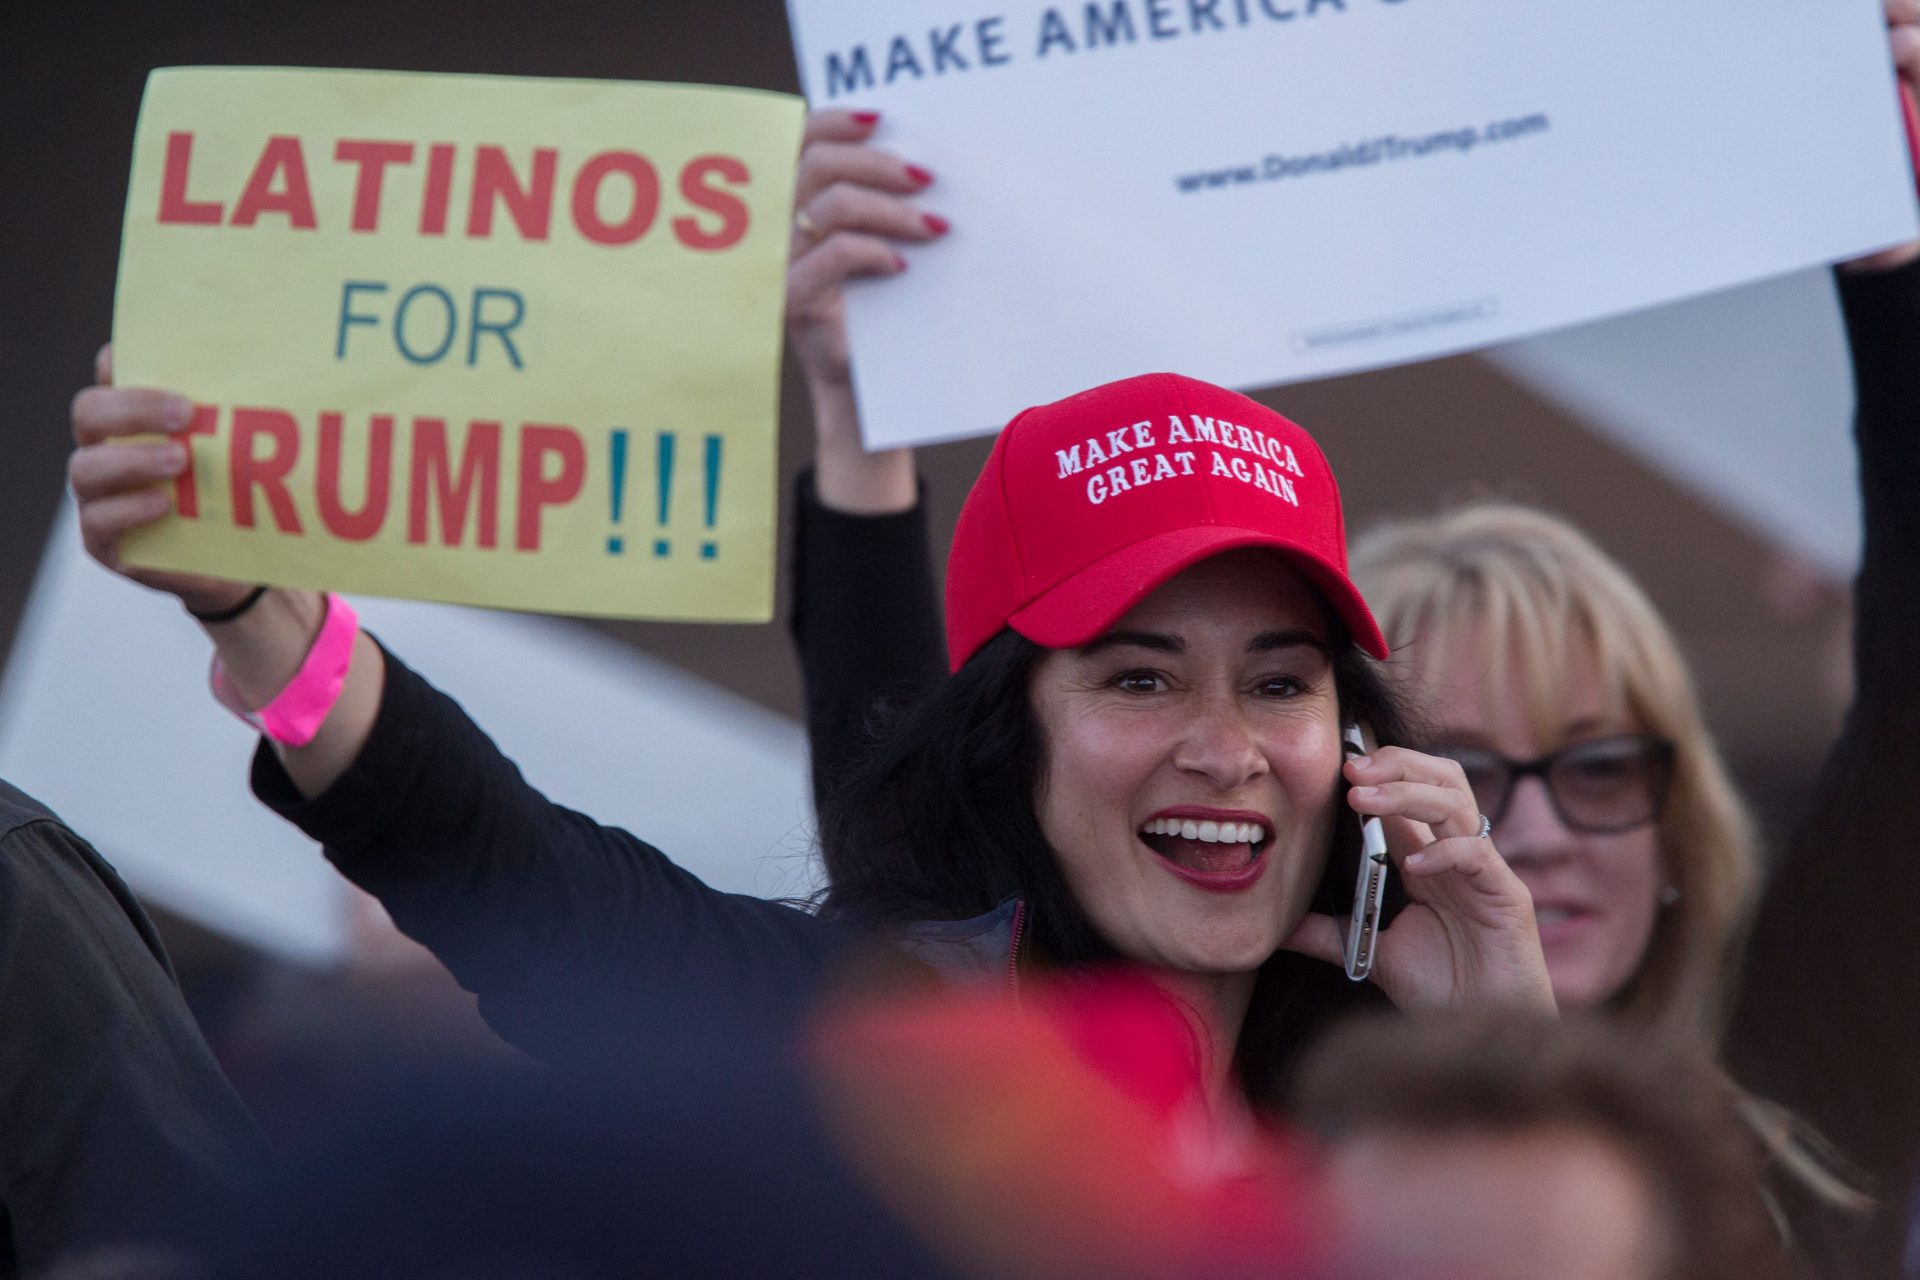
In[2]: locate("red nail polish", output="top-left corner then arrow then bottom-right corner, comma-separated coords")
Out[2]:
892,252 -> 908,272
852,110 -> 881,126
905,163 -> 935,188
922,213 -> 950,236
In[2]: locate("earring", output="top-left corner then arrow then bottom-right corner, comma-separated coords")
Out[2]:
1658,885 -> 1681,907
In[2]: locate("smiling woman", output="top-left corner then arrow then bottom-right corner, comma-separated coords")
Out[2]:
1346,499 -> 1881,1267
1032,555 -> 1346,968
817,374 -> 1554,1111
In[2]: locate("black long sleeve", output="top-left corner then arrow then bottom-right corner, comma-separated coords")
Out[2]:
1724,258 -> 1920,1275
251,648 -> 860,1066
0,783 -> 265,1273
788,469 -> 947,809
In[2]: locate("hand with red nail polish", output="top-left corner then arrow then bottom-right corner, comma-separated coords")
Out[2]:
787,108 -> 948,513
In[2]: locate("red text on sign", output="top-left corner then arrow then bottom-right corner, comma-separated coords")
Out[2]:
157,132 -> 752,250
172,405 -> 588,552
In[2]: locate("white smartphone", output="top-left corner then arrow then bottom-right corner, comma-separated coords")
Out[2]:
1341,721 -> 1390,982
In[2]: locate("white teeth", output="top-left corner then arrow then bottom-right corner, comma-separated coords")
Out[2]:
1536,907 -> 1573,925
1140,818 -> 1268,844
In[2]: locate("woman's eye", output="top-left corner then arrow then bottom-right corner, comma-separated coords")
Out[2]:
1568,757 -> 1632,782
1254,676 -> 1304,698
1111,670 -> 1166,694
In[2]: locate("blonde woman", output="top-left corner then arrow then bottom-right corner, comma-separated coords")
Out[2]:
1348,507 -> 1757,1050
1344,504 -> 1879,1273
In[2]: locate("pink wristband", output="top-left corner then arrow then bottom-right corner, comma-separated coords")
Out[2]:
210,593 -> 360,747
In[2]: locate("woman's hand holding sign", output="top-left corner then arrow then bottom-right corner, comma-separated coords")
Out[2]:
1286,747 -> 1557,1014
787,109 -> 947,514
69,345 -> 382,799
69,346 -> 256,617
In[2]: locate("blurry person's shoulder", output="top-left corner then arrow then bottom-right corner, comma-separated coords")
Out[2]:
0,778 -> 63,838
0,778 -> 121,880
0,777 -> 173,970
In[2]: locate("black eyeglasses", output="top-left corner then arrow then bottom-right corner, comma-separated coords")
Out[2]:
1437,735 -> 1676,835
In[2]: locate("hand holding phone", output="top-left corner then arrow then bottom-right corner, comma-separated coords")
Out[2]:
1341,722 -> 1390,982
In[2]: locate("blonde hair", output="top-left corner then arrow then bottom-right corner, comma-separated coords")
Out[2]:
1349,503 -> 1760,1048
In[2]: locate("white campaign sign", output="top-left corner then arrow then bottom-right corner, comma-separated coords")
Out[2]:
786,0 -> 1918,448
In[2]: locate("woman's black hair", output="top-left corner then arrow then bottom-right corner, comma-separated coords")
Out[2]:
818,610 -> 1415,1107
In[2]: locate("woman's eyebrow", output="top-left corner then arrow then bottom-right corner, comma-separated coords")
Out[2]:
1080,630 -> 1183,656
1248,629 -> 1330,656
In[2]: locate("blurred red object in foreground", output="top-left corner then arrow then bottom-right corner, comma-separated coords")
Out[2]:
808,968 -> 1328,1280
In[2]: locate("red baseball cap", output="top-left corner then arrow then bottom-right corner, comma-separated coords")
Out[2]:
944,373 -> 1388,671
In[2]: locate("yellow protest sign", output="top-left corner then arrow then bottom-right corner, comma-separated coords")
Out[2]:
113,67 -> 803,621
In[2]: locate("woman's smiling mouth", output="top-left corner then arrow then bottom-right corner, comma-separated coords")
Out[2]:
1139,809 -> 1273,891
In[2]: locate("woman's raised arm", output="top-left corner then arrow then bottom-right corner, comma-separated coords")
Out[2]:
784,109 -> 951,804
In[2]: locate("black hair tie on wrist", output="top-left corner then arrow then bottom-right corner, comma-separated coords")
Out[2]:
188,585 -> 268,624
